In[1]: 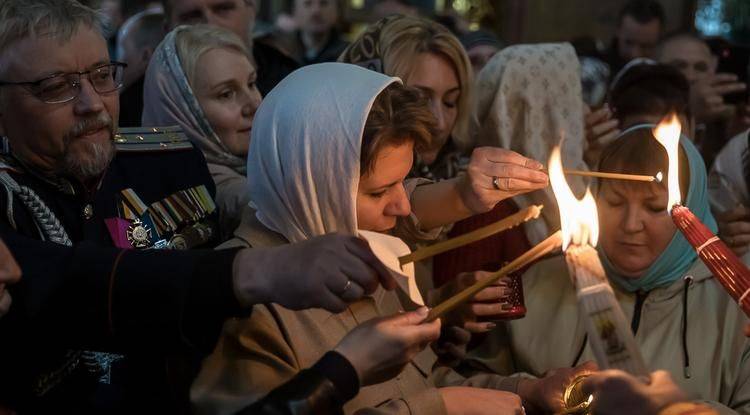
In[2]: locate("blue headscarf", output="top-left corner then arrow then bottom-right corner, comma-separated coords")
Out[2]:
600,124 -> 718,292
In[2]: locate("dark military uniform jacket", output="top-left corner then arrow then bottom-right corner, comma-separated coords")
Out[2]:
0,128 -> 243,414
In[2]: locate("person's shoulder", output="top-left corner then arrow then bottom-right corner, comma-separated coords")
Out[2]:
108,126 -> 215,207
714,129 -> 750,166
521,254 -> 573,293
688,256 -> 750,318
253,35 -> 297,64
114,126 -> 194,153
113,126 -> 208,173
524,254 -> 570,280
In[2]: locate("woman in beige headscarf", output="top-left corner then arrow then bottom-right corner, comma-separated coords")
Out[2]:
473,43 -> 589,245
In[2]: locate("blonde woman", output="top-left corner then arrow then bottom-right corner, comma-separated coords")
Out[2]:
142,25 -> 262,238
341,16 -> 548,328
340,15 -> 473,180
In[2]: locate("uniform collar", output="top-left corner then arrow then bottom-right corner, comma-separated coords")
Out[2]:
1,151 -> 108,197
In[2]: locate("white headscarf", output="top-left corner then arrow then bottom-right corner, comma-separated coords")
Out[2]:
248,63 -> 399,243
473,43 -> 588,244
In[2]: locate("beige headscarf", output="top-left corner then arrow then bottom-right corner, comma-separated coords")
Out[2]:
473,43 -> 588,244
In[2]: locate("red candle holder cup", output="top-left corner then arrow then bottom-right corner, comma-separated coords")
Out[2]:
475,264 -> 526,322
498,270 -> 527,320
672,204 -> 750,317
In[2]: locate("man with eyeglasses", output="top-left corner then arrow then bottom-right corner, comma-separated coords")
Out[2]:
0,0 -> 398,412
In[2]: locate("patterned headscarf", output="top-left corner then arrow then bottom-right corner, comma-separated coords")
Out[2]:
141,26 -> 247,174
472,43 -> 588,244
338,14 -> 402,73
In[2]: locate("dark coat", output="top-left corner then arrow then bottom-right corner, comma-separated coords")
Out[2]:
0,129 -> 242,414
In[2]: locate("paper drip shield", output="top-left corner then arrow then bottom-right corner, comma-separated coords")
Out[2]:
359,230 -> 424,306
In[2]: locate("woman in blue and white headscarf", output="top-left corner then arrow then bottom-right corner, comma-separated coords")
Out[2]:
467,125 -> 750,414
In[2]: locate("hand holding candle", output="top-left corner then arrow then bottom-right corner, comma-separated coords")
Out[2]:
548,146 -> 649,378
399,205 -> 543,265
548,144 -> 650,414
425,230 -> 562,322
653,114 -> 750,318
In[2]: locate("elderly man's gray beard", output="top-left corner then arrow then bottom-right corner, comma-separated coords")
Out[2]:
0,289 -> 11,318
60,113 -> 116,181
62,139 -> 115,181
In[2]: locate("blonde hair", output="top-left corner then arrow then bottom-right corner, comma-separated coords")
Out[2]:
356,16 -> 473,150
174,24 -> 251,89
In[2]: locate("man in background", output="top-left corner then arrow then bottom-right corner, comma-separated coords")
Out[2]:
657,32 -> 748,167
460,30 -> 502,75
281,0 -> 348,65
117,8 -> 166,126
162,0 -> 298,95
605,0 -> 665,73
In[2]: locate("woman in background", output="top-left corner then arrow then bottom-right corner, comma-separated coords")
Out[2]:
340,16 -> 547,331
466,126 -> 750,414
142,25 -> 261,238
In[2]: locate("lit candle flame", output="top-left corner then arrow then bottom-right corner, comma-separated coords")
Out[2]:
549,146 -> 599,250
653,114 -> 682,212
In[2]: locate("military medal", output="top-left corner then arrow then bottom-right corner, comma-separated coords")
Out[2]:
168,234 -> 188,250
82,203 -> 94,220
126,218 -> 153,249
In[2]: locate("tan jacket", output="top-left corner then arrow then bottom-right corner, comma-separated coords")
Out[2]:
207,163 -> 249,240
466,255 -> 750,414
191,213 -> 519,415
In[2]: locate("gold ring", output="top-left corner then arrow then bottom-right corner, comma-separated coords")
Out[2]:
492,176 -> 501,190
340,280 -> 352,295
561,374 -> 593,414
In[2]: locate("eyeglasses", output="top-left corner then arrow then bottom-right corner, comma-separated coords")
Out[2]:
0,62 -> 127,104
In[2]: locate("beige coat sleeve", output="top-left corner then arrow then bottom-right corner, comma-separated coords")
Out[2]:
349,388 -> 446,415
190,306 -> 300,415
700,401 -> 742,415
192,305 -> 449,415
431,365 -> 522,392
208,163 -> 251,239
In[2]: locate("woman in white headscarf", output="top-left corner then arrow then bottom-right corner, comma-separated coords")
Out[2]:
190,63 -> 554,415
142,25 -> 261,238
473,43 -> 589,245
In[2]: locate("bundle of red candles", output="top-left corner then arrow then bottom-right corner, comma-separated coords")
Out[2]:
672,204 -> 750,317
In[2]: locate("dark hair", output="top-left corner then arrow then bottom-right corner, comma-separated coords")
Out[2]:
161,0 -> 252,21
618,0 -> 666,26
597,127 -> 689,197
609,63 -> 690,125
360,83 -> 436,176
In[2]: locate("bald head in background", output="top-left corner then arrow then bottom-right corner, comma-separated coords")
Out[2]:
657,33 -> 717,84
161,0 -> 256,46
657,32 -> 746,127
116,9 -> 166,89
